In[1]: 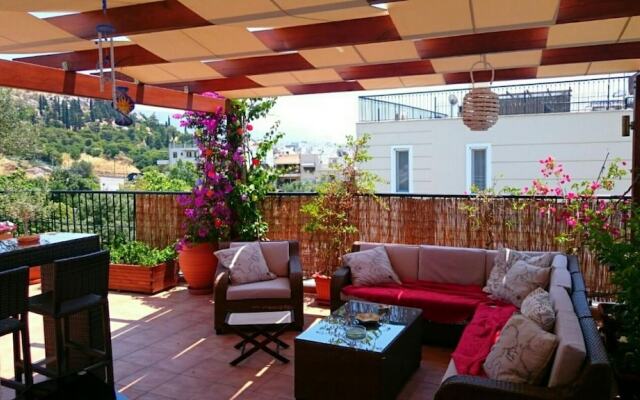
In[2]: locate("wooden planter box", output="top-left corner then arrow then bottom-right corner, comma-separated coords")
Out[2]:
109,260 -> 178,294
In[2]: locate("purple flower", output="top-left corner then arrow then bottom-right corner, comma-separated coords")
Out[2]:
241,194 -> 248,202
184,208 -> 196,219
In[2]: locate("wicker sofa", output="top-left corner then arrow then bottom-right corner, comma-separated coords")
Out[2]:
213,240 -> 304,334
331,242 -> 613,400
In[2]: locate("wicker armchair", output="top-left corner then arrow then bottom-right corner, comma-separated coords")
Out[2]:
214,241 -> 303,334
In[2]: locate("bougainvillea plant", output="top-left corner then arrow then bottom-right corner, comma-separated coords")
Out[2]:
174,94 -> 280,249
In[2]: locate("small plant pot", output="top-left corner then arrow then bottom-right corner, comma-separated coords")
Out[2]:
178,242 -> 217,295
0,232 -> 13,240
17,234 -> 40,245
314,274 -> 331,305
29,266 -> 41,285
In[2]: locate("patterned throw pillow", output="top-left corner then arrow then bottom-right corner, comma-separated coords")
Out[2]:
343,246 -> 402,287
484,248 -> 553,296
484,314 -> 558,384
521,288 -> 555,331
493,260 -> 551,307
215,242 -> 276,285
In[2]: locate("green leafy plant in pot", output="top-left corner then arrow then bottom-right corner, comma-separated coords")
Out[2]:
1,188 -> 50,245
109,240 -> 178,294
301,134 -> 383,303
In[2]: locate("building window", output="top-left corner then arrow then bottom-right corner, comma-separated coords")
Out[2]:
172,152 -> 177,158
391,146 -> 412,193
466,144 -> 492,192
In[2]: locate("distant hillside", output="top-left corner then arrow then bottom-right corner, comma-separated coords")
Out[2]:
0,88 -> 192,172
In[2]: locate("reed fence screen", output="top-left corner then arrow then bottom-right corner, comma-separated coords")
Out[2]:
0,191 -> 617,298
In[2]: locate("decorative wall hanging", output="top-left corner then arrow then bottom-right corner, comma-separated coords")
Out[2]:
113,86 -> 135,126
462,61 -> 499,131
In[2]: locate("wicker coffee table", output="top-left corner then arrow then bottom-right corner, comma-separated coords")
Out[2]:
294,300 -> 422,400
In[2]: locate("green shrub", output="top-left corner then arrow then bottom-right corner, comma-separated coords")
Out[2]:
109,241 -> 176,267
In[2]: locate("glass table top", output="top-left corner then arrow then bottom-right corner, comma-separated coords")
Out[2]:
296,300 -> 421,353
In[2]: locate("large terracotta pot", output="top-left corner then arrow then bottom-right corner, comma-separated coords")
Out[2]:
178,242 -> 217,295
314,274 -> 331,305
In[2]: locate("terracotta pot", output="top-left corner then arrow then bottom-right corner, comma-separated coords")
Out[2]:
29,266 -> 41,285
17,234 -> 40,245
109,261 -> 178,294
314,274 -> 331,304
0,232 -> 12,240
178,242 -> 217,295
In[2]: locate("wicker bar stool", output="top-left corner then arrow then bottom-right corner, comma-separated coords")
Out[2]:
28,250 -> 114,385
0,266 -> 33,394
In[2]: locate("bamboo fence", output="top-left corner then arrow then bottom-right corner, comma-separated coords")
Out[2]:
134,193 -> 617,298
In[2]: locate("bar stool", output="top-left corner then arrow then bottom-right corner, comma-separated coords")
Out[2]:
0,266 -> 33,393
28,250 -> 114,385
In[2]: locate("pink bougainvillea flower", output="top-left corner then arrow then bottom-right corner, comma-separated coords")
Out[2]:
566,191 -> 578,200
252,158 -> 260,167
566,217 -> 577,228
247,124 -> 253,131
590,181 -> 601,191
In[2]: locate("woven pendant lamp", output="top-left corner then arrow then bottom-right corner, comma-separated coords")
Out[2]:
462,61 -> 499,131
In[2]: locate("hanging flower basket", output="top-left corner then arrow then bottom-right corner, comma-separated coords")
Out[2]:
462,61 -> 499,131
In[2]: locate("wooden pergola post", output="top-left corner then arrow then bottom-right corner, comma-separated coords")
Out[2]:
634,74 -> 640,205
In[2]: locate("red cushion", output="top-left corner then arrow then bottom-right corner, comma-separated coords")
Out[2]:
341,280 -> 491,324
451,303 -> 517,376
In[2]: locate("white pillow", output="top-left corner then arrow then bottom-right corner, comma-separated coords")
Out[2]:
493,260 -> 551,307
521,288 -> 555,331
343,246 -> 401,287
215,242 -> 275,285
484,314 -> 558,384
484,248 -> 554,295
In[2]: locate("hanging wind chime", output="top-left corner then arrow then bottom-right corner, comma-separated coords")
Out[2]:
462,61 -> 499,131
96,0 -> 134,126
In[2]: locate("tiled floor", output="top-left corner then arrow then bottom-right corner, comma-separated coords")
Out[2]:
0,285 -> 450,400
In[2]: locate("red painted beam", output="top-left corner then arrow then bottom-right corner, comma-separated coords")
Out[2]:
0,59 -> 226,112
556,0 -> 640,24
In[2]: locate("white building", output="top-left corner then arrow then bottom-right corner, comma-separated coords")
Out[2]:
357,77 -> 634,195
167,143 -> 198,166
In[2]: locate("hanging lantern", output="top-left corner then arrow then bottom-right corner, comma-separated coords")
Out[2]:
462,61 -> 499,131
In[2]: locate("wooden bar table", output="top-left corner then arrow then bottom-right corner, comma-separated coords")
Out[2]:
0,233 -> 105,378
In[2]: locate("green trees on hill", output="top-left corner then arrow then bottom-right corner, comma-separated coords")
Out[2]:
1,89 -> 190,169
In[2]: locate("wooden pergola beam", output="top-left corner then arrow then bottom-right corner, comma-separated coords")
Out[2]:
0,59 -> 227,113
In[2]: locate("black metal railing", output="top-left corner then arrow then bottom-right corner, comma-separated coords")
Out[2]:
359,75 -> 634,122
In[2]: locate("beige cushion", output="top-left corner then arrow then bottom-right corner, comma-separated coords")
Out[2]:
230,241 -> 289,277
359,242 -> 419,282
548,310 -> 586,387
216,243 -> 276,285
226,277 -> 291,301
484,248 -> 554,295
552,254 -> 568,270
521,288 -> 555,331
550,268 -> 572,293
343,246 -> 402,286
484,314 -> 558,384
550,285 -> 574,314
485,250 -> 498,282
492,260 -> 551,307
418,245 -> 486,285
442,359 -> 458,383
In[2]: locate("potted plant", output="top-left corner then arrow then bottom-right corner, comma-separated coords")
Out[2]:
108,240 -> 178,294
0,220 -> 16,240
174,95 -> 280,294
2,188 -> 50,245
301,134 -> 383,303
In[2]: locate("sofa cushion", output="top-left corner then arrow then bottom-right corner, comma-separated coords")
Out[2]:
442,359 -> 458,383
216,243 -> 276,285
231,241 -> 289,277
521,288 -> 555,331
552,254 -> 568,270
343,246 -> 401,286
548,310 -> 586,387
452,303 -> 517,376
485,250 -> 498,282
226,277 -> 291,301
484,248 -> 554,296
550,285 -> 574,314
359,242 -> 419,282
492,260 -> 551,307
341,281 -> 489,324
418,245 -> 487,286
550,267 -> 572,293
483,314 -> 558,384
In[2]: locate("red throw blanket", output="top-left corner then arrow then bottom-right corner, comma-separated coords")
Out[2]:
341,280 -> 490,324
451,303 -> 517,376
